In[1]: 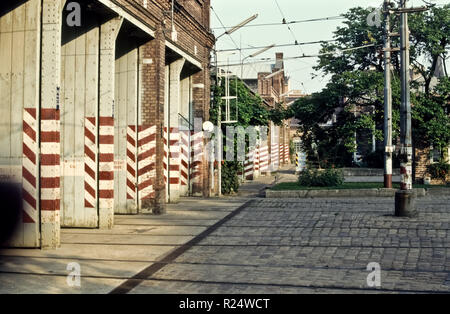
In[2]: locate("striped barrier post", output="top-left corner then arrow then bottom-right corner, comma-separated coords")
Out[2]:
259,142 -> 269,175
190,130 -> 203,195
284,143 -> 290,164
180,130 -> 189,196
244,149 -> 254,180
99,117 -> 114,229
40,109 -> 61,248
126,125 -> 137,203
21,108 -> 39,247
254,145 -> 260,178
271,142 -> 279,172
137,126 -> 157,205
84,117 -> 97,211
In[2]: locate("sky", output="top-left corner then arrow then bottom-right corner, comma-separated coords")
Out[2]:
210,0 -> 449,94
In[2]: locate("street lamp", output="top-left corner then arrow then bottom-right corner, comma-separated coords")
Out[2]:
213,14 -> 258,197
241,44 -> 275,79
216,14 -> 258,40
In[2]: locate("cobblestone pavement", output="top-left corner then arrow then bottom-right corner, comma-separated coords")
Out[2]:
130,197 -> 450,294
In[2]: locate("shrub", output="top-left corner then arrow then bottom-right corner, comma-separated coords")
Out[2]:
221,161 -> 242,195
428,161 -> 450,181
298,168 -> 344,187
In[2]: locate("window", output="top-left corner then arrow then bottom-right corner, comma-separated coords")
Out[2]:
431,146 -> 442,163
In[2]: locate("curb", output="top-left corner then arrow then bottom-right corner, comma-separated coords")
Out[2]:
265,188 -> 431,198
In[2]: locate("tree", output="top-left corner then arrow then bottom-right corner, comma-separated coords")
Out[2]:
210,77 -> 275,194
290,5 -> 450,167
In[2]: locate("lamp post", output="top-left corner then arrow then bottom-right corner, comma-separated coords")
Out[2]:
213,14 -> 258,197
241,44 -> 275,79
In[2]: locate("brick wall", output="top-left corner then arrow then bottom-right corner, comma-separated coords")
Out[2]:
140,26 -> 167,212
112,0 -> 214,61
122,0 -> 213,203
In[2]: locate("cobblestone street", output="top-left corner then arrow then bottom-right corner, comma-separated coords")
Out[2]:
129,197 -> 450,294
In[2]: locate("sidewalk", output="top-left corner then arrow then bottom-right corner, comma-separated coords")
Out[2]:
0,172 -> 278,294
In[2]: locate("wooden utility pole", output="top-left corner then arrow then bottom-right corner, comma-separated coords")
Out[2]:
394,0 -> 428,217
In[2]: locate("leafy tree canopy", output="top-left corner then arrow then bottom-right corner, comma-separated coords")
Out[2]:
290,5 -> 450,167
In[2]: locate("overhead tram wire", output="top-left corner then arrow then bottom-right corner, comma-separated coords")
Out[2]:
273,0 -> 305,55
211,6 -> 261,76
215,43 -> 378,67
210,16 -> 345,30
216,40 -> 337,53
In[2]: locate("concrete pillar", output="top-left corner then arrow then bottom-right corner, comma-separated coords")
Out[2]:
0,0 -> 42,247
166,58 -> 185,203
60,4 -> 100,228
179,76 -> 191,196
98,17 -> 123,229
114,38 -> 140,215
39,0 -> 66,249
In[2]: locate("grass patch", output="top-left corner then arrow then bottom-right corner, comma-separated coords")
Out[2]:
270,182 -> 449,191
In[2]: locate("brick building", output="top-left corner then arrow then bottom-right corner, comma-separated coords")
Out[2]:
257,53 -> 292,166
0,0 -> 214,248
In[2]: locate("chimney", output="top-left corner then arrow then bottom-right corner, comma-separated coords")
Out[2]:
274,53 -> 284,70
276,52 -> 283,61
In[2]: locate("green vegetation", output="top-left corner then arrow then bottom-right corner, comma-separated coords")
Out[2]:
282,5 -> 450,168
220,161 -> 242,195
271,182 -> 449,191
210,78 -> 283,195
428,161 -> 450,181
298,168 -> 344,187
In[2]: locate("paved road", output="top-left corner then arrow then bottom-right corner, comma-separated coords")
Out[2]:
2,168 -> 450,294
0,197 -> 252,293
129,197 -> 450,294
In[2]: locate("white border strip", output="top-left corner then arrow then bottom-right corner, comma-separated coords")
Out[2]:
98,0 -> 155,37
165,40 -> 202,70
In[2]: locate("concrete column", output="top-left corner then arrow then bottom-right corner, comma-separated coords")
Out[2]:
114,38 -> 140,215
60,5 -> 100,228
98,17 -> 123,229
179,76 -> 191,196
39,0 -> 66,249
0,0 -> 42,247
166,58 -> 185,203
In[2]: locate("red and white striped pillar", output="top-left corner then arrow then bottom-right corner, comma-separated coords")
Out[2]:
126,125 -> 137,203
40,109 -> 61,248
190,130 -> 204,195
270,125 -> 280,172
244,149 -> 254,180
99,117 -> 115,229
98,17 -> 122,227
39,0 -> 64,248
254,145 -> 260,178
180,130 -> 190,196
259,143 -> 270,175
137,125 -> 157,206
284,142 -> 290,164
84,117 -> 97,211
21,108 -> 40,247
168,127 -> 181,202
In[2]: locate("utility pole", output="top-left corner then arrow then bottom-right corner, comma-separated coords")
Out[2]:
383,0 -> 393,188
213,13 -> 258,197
394,0 -> 427,217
